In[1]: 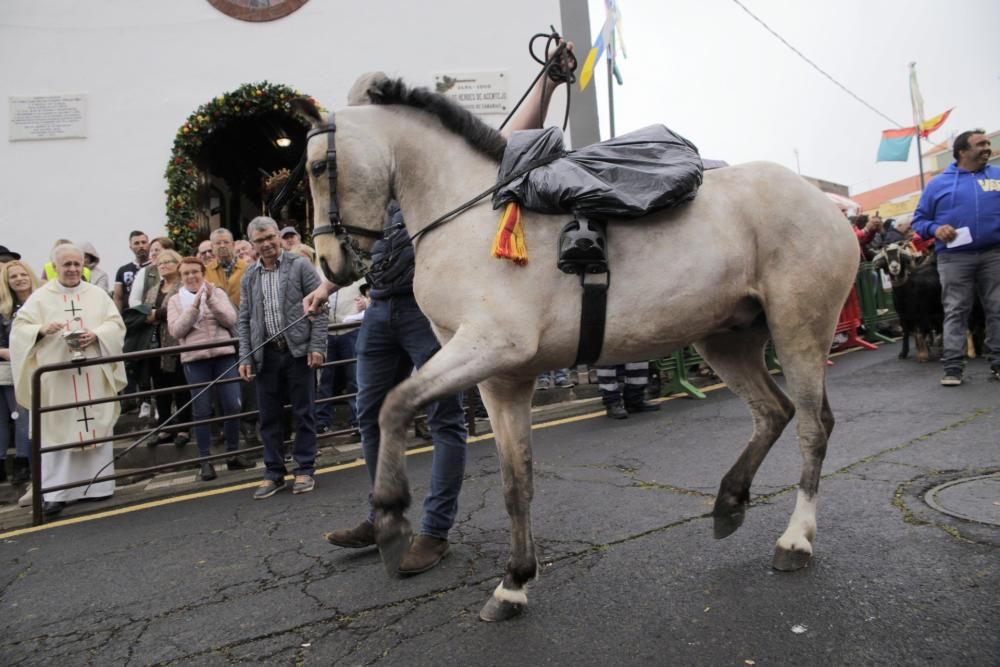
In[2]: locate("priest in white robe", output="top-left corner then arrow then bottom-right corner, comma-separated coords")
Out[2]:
11,243 -> 127,515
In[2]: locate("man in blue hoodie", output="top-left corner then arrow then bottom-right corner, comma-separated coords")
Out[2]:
912,129 -> 1000,386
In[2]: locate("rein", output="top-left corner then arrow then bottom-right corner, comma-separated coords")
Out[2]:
269,29 -> 577,278
86,310 -> 318,493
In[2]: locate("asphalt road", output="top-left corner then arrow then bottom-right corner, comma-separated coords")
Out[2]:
1,344 -> 998,666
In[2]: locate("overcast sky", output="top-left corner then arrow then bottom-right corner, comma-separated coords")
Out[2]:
585,0 -> 999,195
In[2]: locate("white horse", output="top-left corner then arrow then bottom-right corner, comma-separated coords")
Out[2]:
293,76 -> 859,621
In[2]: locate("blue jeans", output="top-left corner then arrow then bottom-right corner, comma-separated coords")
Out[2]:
0,385 -> 29,459
937,246 -> 1000,374
183,356 -> 241,457
356,294 -> 467,540
315,330 -> 359,428
255,344 -> 316,482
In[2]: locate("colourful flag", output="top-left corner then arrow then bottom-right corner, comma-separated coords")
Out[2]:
580,0 -> 625,91
579,15 -> 611,91
919,107 -> 953,138
877,127 -> 916,162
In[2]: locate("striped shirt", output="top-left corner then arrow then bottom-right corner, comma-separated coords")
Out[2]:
259,253 -> 283,338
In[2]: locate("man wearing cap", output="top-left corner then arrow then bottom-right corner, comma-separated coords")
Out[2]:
280,226 -> 302,251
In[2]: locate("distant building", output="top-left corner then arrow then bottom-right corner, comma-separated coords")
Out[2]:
853,129 -> 1000,218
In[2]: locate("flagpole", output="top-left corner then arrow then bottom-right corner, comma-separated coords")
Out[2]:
914,129 -> 926,190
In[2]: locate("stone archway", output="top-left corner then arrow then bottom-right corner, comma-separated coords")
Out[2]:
164,81 -> 315,252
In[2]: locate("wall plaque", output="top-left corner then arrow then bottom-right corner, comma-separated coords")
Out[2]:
433,71 -> 509,116
9,94 -> 87,141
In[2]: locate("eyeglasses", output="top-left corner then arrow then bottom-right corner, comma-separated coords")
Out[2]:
251,233 -> 278,245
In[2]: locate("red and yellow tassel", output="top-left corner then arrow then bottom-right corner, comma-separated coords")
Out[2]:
491,202 -> 528,265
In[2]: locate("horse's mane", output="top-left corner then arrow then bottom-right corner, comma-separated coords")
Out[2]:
359,75 -> 507,163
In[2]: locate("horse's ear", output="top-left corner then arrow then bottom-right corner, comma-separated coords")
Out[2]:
347,71 -> 390,106
289,97 -> 323,127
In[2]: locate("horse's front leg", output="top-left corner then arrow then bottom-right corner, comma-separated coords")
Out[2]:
476,376 -> 537,622
372,326 -> 535,576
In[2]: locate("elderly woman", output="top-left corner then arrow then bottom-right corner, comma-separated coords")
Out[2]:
0,260 -> 41,485
10,244 -> 126,516
141,249 -> 191,446
167,256 -> 253,481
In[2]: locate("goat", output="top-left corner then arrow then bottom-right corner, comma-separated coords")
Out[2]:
872,243 -> 943,362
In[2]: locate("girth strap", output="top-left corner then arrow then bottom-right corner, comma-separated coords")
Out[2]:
573,272 -> 609,366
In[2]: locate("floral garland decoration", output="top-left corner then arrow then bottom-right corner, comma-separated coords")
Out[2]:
164,81 -> 316,252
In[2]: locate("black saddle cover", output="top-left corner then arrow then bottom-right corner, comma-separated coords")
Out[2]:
492,125 -> 704,218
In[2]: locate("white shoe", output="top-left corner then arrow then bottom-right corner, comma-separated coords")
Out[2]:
138,402 -> 152,419
18,486 -> 33,508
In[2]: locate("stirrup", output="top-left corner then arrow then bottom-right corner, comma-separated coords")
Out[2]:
557,217 -> 608,275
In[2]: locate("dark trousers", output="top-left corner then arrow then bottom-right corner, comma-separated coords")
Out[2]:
938,246 -> 1000,373
356,294 -> 467,540
149,362 -> 191,433
315,330 -> 359,428
183,356 -> 241,457
256,344 -> 317,482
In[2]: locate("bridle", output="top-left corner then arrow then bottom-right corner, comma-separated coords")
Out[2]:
268,116 -> 382,282
266,29 -> 576,281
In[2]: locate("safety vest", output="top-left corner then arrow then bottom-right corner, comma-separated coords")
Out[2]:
43,262 -> 91,282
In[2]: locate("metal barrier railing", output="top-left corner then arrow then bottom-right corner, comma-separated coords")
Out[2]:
26,321 -> 480,526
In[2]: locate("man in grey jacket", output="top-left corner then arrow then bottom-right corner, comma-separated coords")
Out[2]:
239,216 -> 325,499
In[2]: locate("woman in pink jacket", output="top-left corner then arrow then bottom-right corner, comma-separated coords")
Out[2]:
167,256 -> 254,481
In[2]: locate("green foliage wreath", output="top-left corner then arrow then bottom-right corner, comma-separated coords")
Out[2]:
163,81 -> 314,252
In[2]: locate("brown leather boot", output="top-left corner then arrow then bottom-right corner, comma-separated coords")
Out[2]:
398,535 -> 449,576
324,520 -> 376,548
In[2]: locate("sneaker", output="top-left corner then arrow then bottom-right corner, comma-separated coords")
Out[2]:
535,378 -> 552,391
555,376 -> 575,388
138,401 -> 152,420
199,462 -> 217,481
253,478 -> 286,500
18,486 -> 32,507
292,475 -> 315,495
991,366 -> 1000,382
324,520 -> 376,548
940,374 -> 963,387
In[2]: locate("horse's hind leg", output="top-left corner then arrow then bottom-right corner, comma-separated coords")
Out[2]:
768,309 -> 839,571
475,376 -> 537,622
694,322 -> 795,539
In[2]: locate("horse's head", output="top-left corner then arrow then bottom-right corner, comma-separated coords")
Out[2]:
289,92 -> 392,286
872,242 -> 914,284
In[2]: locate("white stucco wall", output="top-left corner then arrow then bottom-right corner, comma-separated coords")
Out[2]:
0,0 -> 570,276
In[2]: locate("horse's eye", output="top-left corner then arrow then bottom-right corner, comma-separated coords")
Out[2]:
311,160 -> 327,176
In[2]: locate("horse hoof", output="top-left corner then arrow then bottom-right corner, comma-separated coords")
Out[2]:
479,597 -> 525,622
375,513 -> 412,577
772,546 -> 811,571
713,509 -> 746,539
